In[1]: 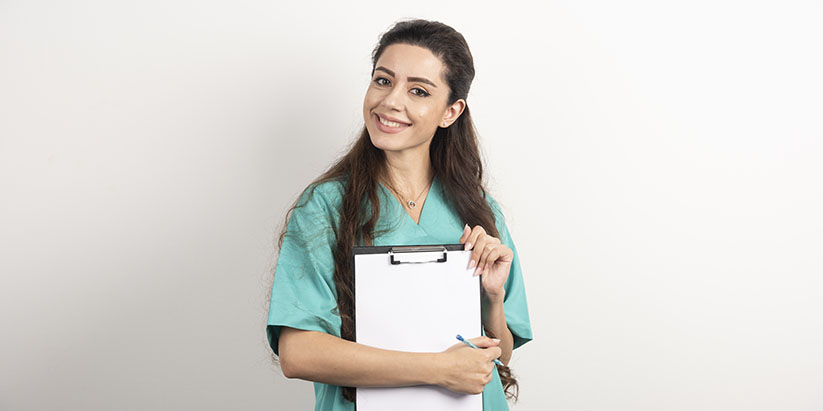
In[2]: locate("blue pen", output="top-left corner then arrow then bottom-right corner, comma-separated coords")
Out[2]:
456,334 -> 503,366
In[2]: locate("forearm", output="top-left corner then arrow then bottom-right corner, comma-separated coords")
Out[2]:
279,327 -> 442,387
481,291 -> 513,366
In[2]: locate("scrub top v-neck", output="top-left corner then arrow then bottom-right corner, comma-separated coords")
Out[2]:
373,176 -> 473,247
267,175 -> 533,411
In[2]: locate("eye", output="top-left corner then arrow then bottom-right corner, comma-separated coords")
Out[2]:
411,87 -> 430,97
373,77 -> 390,86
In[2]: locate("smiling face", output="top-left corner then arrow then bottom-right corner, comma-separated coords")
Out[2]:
363,43 -> 465,156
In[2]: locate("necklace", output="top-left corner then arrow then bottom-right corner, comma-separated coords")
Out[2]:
386,177 -> 433,209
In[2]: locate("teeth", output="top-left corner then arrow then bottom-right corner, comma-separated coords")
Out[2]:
378,115 -> 407,128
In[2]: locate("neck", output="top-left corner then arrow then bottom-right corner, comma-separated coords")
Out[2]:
383,148 -> 434,196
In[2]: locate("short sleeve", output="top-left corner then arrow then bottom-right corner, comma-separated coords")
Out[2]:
266,182 -> 343,356
487,195 -> 533,350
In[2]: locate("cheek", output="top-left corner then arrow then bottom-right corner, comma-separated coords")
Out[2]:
363,91 -> 381,111
362,97 -> 374,118
411,105 -> 437,125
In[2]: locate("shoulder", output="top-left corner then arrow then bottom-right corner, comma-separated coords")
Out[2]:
483,190 -> 506,226
482,190 -> 516,245
285,178 -> 347,237
294,178 -> 346,212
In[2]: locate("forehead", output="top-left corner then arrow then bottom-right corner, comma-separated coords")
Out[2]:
375,43 -> 445,82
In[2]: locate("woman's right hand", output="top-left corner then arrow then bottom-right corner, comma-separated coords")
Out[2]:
436,336 -> 502,394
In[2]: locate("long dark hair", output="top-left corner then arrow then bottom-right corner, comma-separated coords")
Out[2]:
271,19 -> 520,403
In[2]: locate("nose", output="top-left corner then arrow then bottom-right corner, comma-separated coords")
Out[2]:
379,83 -> 406,111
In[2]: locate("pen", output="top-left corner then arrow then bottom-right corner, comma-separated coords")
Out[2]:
456,334 -> 503,366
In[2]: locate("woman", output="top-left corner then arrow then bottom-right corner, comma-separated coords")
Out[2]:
266,19 -> 532,410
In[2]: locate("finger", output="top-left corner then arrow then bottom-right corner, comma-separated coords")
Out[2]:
482,346 -> 499,360
477,245 -> 499,276
459,224 -> 470,245
470,225 -> 486,243
493,243 -> 513,264
469,336 -> 501,348
471,235 -> 488,274
464,225 -> 483,251
475,244 -> 492,276
487,247 -> 506,276
466,226 -> 482,266
466,224 -> 484,250
467,225 -> 485,249
478,237 -> 501,274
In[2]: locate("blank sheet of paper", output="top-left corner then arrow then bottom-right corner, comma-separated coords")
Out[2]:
354,248 -> 482,411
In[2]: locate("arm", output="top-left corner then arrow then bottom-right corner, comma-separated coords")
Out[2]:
279,327 -> 439,387
278,326 -> 502,394
482,290 -> 514,366
460,223 -> 517,367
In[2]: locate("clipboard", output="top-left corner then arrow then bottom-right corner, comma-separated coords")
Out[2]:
353,244 -> 483,411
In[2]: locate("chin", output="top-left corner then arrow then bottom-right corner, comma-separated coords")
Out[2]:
368,133 -> 399,152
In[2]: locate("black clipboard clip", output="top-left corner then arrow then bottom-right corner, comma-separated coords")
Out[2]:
388,245 -> 448,265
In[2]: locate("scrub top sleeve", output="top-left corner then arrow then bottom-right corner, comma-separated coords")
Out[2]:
488,196 -> 534,350
266,183 -> 342,356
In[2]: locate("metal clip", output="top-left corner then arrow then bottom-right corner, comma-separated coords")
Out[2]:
389,246 -> 448,265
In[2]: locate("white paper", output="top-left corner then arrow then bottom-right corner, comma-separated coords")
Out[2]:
355,249 -> 482,411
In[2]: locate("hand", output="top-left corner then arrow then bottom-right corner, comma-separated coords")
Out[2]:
459,224 -> 513,302
436,336 -> 502,394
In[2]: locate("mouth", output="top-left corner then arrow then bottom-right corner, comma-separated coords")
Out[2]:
374,113 -> 411,133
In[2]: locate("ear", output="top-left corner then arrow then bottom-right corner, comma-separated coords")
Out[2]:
439,99 -> 466,128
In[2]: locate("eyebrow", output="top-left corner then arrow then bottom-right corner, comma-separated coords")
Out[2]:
374,66 -> 438,88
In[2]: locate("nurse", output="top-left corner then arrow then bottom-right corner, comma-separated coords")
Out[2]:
266,19 -> 532,410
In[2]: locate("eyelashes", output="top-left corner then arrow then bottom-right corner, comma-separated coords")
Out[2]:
411,88 -> 431,97
372,77 -> 430,97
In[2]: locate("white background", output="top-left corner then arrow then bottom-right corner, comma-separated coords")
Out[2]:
2,1 -> 822,410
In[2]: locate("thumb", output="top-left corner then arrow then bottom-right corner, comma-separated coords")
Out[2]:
469,336 -> 501,348
459,224 -> 470,243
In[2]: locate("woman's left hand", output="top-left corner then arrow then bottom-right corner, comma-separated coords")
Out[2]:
458,224 -> 513,303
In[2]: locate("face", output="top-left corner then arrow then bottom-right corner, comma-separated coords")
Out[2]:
363,43 -> 465,156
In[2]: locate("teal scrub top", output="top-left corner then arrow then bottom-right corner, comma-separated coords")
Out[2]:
267,175 -> 533,411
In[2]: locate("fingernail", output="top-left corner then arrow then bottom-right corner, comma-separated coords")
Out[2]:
464,224 -> 469,231
474,267 -> 482,276
469,259 -> 476,269
492,338 -> 500,343
464,242 -> 472,251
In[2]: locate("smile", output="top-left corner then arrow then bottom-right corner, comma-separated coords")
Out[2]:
374,113 -> 411,133
378,116 -> 408,128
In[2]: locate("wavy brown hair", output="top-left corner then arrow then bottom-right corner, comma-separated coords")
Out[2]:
270,19 -> 519,403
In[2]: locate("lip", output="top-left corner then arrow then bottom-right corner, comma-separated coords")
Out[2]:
374,113 -> 411,133
376,113 -> 411,125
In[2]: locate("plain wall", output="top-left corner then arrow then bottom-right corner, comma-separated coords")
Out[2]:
1,0 -> 822,410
